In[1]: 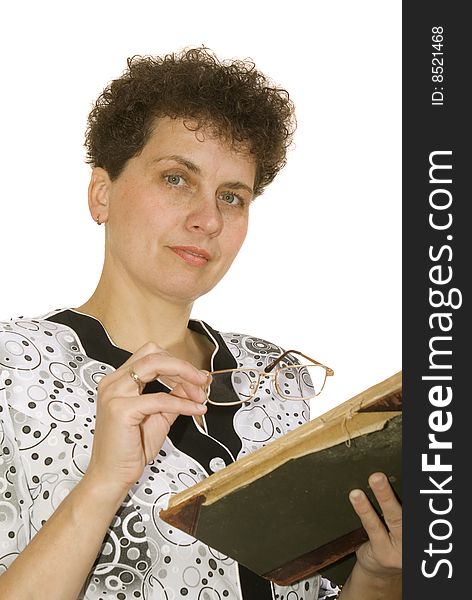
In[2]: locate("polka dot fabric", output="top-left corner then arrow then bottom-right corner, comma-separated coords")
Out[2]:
220,334 -> 311,457
0,313 -> 341,599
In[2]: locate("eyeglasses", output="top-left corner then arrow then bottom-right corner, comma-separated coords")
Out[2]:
206,350 -> 334,406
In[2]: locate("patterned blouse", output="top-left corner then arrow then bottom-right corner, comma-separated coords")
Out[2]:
0,309 -> 341,600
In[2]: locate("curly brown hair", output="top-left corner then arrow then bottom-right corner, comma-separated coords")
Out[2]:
84,47 -> 296,197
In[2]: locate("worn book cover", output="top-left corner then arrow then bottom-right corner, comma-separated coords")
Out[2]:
160,372 -> 402,585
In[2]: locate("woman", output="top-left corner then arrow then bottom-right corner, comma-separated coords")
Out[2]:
0,48 -> 401,599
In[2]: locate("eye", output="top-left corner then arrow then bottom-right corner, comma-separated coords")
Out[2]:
220,191 -> 244,207
164,174 -> 185,186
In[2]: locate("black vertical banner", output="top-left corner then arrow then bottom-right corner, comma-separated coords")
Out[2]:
403,2 -> 469,598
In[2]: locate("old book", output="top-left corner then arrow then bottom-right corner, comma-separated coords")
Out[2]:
160,371 -> 402,586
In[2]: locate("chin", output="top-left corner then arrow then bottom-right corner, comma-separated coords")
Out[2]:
155,280 -> 217,304
152,264 -> 228,303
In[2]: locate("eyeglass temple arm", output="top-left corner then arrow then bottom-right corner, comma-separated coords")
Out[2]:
264,349 -> 334,376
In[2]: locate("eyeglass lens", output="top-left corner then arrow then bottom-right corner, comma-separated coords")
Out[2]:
276,365 -> 327,399
208,365 -> 326,405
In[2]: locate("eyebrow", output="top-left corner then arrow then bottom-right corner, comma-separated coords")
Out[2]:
222,181 -> 254,196
153,154 -> 200,174
152,154 -> 254,196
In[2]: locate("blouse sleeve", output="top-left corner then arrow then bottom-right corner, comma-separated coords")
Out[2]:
0,385 -> 31,572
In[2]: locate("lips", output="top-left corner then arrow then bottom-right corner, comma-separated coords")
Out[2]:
169,246 -> 211,266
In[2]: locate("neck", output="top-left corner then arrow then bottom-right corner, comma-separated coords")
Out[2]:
76,271 -> 196,358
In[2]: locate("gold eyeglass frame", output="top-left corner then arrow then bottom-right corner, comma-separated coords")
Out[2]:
206,350 -> 334,407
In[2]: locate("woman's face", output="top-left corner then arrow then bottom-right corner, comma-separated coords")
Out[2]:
96,117 -> 256,304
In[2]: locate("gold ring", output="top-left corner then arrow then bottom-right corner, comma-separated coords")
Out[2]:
129,368 -> 143,388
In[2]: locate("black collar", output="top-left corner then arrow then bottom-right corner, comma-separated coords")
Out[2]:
46,308 -> 236,372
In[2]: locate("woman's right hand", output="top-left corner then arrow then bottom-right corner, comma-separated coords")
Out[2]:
83,342 -> 209,499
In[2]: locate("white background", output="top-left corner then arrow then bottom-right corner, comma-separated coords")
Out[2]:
0,0 -> 401,417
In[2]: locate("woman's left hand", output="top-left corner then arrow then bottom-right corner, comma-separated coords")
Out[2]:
349,472 -> 402,578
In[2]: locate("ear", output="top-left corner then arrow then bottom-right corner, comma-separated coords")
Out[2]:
88,167 -> 112,225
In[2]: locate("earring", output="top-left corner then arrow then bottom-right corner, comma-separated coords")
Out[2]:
95,215 -> 101,225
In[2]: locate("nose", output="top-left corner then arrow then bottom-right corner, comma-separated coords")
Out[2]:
185,194 -> 224,237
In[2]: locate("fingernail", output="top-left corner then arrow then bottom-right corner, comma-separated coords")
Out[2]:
349,489 -> 363,502
370,473 -> 386,487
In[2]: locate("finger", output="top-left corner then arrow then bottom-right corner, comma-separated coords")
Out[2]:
104,350 -> 210,396
142,372 -> 209,406
121,392 -> 208,422
98,342 -> 167,389
169,380 -> 209,404
368,472 -> 402,542
349,488 -> 391,550
114,341 -> 168,373
129,352 -> 209,387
